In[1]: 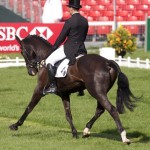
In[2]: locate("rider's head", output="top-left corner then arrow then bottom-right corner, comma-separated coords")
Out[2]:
67,0 -> 82,15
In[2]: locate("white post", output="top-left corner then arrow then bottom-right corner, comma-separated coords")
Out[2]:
127,57 -> 131,68
137,58 -> 140,68
118,56 -> 122,66
16,57 -> 19,65
146,59 -> 149,69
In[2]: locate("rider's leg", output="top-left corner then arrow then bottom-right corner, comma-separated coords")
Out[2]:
45,45 -> 66,66
44,63 -> 57,94
43,46 -> 66,94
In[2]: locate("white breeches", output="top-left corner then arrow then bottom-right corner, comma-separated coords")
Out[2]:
45,45 -> 66,66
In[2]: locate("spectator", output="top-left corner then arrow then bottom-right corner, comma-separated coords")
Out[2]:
42,0 -> 63,23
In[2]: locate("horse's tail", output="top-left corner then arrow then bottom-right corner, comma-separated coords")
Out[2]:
108,60 -> 140,114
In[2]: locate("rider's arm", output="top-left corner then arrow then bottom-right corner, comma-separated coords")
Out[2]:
52,21 -> 70,51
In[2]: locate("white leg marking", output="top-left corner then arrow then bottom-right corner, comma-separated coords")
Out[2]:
121,130 -> 130,144
83,127 -> 90,136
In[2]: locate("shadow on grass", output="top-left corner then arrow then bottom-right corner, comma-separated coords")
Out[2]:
85,129 -> 150,144
0,88 -> 15,92
12,131 -> 42,137
10,127 -> 150,144
128,131 -> 150,143
58,129 -> 150,143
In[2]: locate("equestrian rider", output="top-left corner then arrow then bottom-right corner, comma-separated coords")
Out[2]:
43,0 -> 89,94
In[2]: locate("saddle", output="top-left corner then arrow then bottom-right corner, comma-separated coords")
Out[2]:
55,58 -> 69,78
40,54 -> 84,78
55,54 -> 84,78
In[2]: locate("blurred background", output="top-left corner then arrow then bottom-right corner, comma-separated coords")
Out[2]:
0,0 -> 148,47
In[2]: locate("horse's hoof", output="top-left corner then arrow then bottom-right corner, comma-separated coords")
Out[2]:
82,134 -> 90,138
123,139 -> 131,145
9,124 -> 18,131
82,127 -> 90,138
73,133 -> 79,139
121,130 -> 131,145
73,135 -> 79,139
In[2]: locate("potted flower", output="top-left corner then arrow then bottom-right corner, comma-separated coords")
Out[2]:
106,25 -> 137,57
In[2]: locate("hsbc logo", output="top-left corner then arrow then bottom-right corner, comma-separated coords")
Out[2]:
0,26 -> 53,41
30,27 -> 53,40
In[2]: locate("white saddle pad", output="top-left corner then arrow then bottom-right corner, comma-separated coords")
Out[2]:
55,55 -> 84,78
55,58 -> 69,78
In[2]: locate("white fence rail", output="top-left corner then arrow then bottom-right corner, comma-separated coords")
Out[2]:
0,57 -> 25,68
0,57 -> 150,69
115,56 -> 150,69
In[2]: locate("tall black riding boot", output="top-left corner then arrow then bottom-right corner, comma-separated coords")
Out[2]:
43,63 -> 57,94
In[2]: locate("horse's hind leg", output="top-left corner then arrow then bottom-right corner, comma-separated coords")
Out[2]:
61,95 -> 78,138
98,95 -> 130,144
83,102 -> 105,138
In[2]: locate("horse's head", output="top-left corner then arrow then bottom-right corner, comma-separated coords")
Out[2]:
16,34 -> 53,76
16,35 -> 39,76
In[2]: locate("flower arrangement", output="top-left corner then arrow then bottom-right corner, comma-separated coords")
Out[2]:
106,25 -> 137,57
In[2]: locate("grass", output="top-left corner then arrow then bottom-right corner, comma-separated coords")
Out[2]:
0,66 -> 150,150
0,53 -> 22,59
125,49 -> 150,59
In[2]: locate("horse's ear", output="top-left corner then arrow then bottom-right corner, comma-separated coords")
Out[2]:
15,35 -> 22,46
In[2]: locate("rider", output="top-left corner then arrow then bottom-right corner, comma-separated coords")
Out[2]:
43,0 -> 89,94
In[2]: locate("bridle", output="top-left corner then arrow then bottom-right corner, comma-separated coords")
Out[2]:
21,45 -> 39,70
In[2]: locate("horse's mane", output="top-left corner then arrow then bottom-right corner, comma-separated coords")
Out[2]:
23,34 -> 53,48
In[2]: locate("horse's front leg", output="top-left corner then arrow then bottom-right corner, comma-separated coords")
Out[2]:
9,89 -> 44,130
61,95 -> 78,138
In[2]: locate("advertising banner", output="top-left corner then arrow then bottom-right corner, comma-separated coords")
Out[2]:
0,23 -> 64,53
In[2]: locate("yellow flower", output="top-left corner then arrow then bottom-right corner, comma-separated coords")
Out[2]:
116,37 -> 120,42
110,40 -> 113,45
127,40 -> 133,46
106,25 -> 137,55
123,40 -> 126,43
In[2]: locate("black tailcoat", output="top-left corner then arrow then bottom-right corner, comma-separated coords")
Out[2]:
52,13 -> 89,62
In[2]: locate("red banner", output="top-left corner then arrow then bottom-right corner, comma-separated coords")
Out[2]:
0,23 -> 64,53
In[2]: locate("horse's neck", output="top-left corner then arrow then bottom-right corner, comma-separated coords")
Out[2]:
29,36 -> 53,61
34,44 -> 52,61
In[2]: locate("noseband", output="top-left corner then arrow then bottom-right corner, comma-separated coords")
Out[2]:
22,46 -> 39,70
26,60 -> 38,69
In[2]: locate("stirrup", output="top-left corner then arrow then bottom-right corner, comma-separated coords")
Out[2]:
43,84 -> 57,95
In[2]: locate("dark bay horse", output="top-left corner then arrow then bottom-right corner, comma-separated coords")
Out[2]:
9,35 -> 139,144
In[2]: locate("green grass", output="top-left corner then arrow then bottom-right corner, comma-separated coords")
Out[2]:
0,53 -> 22,59
0,66 -> 150,150
125,49 -> 150,59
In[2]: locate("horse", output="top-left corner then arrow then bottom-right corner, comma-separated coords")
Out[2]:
9,34 -> 140,144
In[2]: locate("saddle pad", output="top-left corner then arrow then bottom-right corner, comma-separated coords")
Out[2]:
55,58 -> 69,78
55,54 -> 84,78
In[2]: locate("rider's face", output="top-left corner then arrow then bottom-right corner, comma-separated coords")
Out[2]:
68,7 -> 74,15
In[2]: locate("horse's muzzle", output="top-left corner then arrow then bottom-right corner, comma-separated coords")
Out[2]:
28,68 -> 38,76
